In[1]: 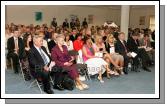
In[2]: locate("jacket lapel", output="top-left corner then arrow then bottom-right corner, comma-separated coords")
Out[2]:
32,46 -> 44,64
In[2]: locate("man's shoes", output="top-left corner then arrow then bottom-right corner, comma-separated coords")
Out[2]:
53,84 -> 64,90
143,67 -> 151,72
44,89 -> 54,94
14,71 -> 19,74
150,61 -> 154,66
123,68 -> 128,74
25,76 -> 31,81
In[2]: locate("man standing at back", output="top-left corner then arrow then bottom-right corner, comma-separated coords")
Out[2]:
51,17 -> 57,28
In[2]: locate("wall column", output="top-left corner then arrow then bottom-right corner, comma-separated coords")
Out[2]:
120,5 -> 130,41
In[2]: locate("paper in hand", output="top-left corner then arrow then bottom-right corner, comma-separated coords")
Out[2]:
130,52 -> 137,58
95,52 -> 103,57
110,47 -> 115,54
49,61 -> 55,71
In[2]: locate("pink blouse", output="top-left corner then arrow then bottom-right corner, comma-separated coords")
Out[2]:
82,45 -> 94,62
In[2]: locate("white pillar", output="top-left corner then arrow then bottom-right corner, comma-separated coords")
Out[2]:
120,5 -> 130,41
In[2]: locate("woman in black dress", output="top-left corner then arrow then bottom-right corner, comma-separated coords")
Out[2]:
21,33 -> 33,81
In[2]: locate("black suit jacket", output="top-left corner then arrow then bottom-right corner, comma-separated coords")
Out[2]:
69,34 -> 76,42
127,37 -> 139,53
70,22 -> 76,29
7,37 -> 24,59
28,46 -> 51,73
48,40 -> 57,53
51,21 -> 57,28
104,42 -> 115,53
62,22 -> 69,28
115,39 -> 129,56
82,21 -> 88,27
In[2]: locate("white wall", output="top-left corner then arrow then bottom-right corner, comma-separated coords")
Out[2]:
6,5 -> 119,27
107,7 -> 155,29
129,7 -> 155,29
6,5 -> 154,29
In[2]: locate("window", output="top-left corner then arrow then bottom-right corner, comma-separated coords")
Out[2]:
149,15 -> 155,31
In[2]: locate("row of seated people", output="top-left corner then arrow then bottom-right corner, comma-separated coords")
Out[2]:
6,28 -> 154,94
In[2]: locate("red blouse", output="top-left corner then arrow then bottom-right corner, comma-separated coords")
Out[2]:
73,40 -> 83,51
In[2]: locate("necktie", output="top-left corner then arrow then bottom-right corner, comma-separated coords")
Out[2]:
122,42 -> 127,53
15,38 -> 19,52
144,40 -> 147,47
39,48 -> 48,65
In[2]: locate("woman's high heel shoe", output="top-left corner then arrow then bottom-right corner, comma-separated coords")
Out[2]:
98,76 -> 104,83
76,85 -> 84,90
108,70 -> 115,75
82,83 -> 89,89
107,75 -> 111,79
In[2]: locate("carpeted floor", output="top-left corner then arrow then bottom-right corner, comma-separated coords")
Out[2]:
5,66 -> 155,94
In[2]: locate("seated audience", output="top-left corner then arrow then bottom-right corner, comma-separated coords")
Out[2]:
39,32 -> 50,54
151,30 -> 155,49
51,34 -> 89,90
73,33 -> 84,51
105,34 -> 124,75
7,28 -> 25,73
64,34 -> 74,51
82,36 -> 113,82
5,27 -> 13,48
69,28 -> 77,42
94,35 -> 121,76
138,33 -> 155,65
44,27 -> 50,40
21,33 -> 33,81
127,31 -> 151,72
48,33 -> 58,53
115,32 -> 131,74
28,35 -> 54,94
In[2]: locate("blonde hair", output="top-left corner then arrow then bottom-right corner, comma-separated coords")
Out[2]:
56,34 -> 65,42
107,34 -> 115,43
95,35 -> 102,44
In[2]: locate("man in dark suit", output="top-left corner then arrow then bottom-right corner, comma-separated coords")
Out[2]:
48,33 -> 57,53
62,18 -> 69,29
115,32 -> 131,74
51,17 -> 57,28
69,28 -> 77,42
28,35 -> 54,94
82,18 -> 88,28
70,19 -> 76,29
7,28 -> 25,73
139,34 -> 154,65
127,31 -> 151,72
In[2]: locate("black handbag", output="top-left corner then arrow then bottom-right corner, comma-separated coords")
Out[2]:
61,74 -> 75,91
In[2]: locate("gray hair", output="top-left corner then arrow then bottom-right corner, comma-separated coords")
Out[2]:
56,34 -> 64,40
33,35 -> 43,42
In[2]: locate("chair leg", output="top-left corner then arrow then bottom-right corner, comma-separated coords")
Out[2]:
49,76 -> 54,85
29,80 -> 37,88
19,60 -> 26,82
29,79 -> 43,94
10,58 -> 14,71
36,81 -> 43,94
85,69 -> 91,81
